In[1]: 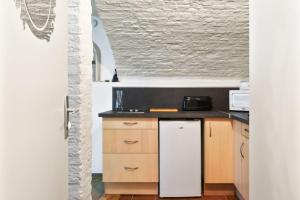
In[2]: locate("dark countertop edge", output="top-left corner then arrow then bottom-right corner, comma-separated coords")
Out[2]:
228,113 -> 249,125
98,110 -> 249,124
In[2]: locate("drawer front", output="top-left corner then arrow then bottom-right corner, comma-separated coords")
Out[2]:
103,118 -> 158,130
103,130 -> 158,153
103,154 -> 158,182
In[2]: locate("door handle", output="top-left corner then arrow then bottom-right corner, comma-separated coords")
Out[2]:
64,96 -> 74,139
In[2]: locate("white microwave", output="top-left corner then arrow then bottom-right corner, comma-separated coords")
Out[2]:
229,90 -> 249,111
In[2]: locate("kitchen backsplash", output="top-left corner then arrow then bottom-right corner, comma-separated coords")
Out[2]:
112,87 -> 238,111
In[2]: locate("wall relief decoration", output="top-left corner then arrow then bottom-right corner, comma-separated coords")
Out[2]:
14,0 -> 56,41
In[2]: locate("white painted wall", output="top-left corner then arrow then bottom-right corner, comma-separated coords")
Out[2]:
92,16 -> 115,81
92,83 -> 112,173
91,15 -> 115,173
0,6 -> 5,198
250,0 -> 300,199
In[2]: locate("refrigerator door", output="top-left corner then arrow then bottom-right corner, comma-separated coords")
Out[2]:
159,120 -> 202,197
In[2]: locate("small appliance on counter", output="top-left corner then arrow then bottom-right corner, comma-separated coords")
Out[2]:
182,96 -> 212,111
229,81 -> 250,111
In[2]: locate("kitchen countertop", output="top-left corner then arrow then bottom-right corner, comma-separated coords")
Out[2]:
98,110 -> 249,124
228,111 -> 249,124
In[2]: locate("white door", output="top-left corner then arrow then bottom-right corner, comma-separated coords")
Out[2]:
159,120 -> 202,197
250,0 -> 300,199
0,1 -> 68,200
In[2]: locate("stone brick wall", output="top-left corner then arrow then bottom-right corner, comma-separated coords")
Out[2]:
96,0 -> 249,80
68,0 -> 93,199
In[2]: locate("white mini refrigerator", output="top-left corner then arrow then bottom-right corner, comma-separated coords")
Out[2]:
159,120 -> 202,197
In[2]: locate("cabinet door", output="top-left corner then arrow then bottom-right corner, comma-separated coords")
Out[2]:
205,119 -> 234,183
233,120 -> 242,193
241,124 -> 249,200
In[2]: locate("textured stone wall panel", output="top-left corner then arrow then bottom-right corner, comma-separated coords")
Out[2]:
96,0 -> 249,79
68,0 -> 93,199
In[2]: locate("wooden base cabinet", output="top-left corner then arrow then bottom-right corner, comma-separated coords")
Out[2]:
233,120 -> 249,200
104,183 -> 158,195
204,119 -> 234,184
102,118 -> 159,195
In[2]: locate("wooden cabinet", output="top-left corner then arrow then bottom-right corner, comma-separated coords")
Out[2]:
241,123 -> 249,200
103,118 -> 158,130
102,118 -> 158,195
233,120 -> 249,200
103,154 -> 158,182
103,129 -> 158,154
204,119 -> 234,183
233,121 -> 242,192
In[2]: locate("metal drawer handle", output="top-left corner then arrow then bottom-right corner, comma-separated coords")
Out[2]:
123,140 -> 139,144
124,167 -> 139,171
242,129 -> 249,139
240,142 -> 245,159
209,122 -> 212,137
123,122 -> 138,126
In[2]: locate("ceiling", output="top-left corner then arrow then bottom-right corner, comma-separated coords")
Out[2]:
95,0 -> 249,80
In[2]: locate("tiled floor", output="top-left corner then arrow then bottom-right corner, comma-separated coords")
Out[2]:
92,174 -> 236,200
116,195 -> 236,200
92,174 -> 104,200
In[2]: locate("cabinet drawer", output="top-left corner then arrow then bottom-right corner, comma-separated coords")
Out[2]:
103,154 -> 158,182
103,130 -> 158,153
103,118 -> 158,130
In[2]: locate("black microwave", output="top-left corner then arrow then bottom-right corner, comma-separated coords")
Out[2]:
182,96 -> 212,111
